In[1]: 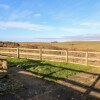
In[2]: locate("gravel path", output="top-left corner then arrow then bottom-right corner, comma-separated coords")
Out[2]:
0,67 -> 100,100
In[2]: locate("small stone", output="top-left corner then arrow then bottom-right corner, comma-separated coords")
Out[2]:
71,97 -> 74,99
57,95 -> 60,98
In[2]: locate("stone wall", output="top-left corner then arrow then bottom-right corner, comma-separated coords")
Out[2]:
0,59 -> 7,78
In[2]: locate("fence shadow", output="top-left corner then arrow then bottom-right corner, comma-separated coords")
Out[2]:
5,59 -> 100,100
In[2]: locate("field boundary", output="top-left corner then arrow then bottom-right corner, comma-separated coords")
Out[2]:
0,47 -> 100,68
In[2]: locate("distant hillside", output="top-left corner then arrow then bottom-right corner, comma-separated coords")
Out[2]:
52,41 -> 100,51
0,41 -> 19,48
19,42 -> 64,50
19,41 -> 100,51
1,41 -> 100,52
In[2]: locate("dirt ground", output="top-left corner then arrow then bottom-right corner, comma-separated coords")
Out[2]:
0,67 -> 100,100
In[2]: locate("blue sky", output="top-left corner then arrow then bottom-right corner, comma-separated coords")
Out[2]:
0,0 -> 100,42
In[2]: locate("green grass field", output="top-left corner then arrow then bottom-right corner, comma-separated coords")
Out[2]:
8,58 -> 91,81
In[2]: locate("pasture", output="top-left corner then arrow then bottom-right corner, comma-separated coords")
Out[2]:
0,47 -> 100,100
8,58 -> 91,81
19,41 -> 100,51
1,41 -> 100,51
0,58 -> 99,99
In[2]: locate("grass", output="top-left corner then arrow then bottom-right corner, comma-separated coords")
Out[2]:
19,41 -> 100,51
7,58 -> 92,81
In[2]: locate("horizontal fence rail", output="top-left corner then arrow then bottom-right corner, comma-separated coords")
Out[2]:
0,47 -> 100,68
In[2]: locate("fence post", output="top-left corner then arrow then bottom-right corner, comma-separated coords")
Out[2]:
66,50 -> 68,63
40,48 -> 42,60
17,48 -> 19,58
86,51 -> 88,66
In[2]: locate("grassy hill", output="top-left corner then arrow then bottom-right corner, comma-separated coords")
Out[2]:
1,41 -> 100,51
19,41 -> 100,51
53,41 -> 100,51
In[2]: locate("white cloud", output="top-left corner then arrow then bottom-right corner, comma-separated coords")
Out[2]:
0,4 -> 10,9
80,22 -> 91,26
61,27 -> 84,33
33,13 -> 42,17
9,10 -> 41,20
33,33 -> 100,41
9,10 -> 33,20
63,33 -> 100,41
0,21 -> 54,31
80,22 -> 100,26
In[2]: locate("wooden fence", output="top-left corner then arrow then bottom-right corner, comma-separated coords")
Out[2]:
0,47 -> 100,68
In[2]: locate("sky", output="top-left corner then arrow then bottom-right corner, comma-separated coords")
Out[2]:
0,0 -> 100,42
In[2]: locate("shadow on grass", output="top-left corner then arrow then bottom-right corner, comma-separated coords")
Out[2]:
6,58 -> 100,100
